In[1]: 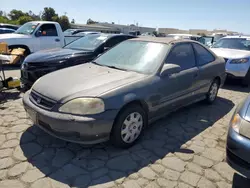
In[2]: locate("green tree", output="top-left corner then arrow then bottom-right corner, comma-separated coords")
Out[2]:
28,10 -> 40,20
41,7 -> 58,21
87,18 -> 98,24
17,15 -> 33,25
152,31 -> 158,37
58,15 -> 70,31
8,9 -> 27,20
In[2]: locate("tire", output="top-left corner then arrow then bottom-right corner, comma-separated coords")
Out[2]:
206,79 -> 219,104
242,70 -> 250,87
111,104 -> 147,148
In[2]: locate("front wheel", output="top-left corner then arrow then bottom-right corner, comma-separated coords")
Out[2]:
206,80 -> 219,104
111,105 -> 146,148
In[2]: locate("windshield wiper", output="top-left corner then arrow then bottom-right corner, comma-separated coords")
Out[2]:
15,32 -> 27,35
105,65 -> 128,71
92,62 -> 128,71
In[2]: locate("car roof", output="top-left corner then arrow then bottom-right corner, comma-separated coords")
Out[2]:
90,33 -> 135,38
129,36 -> 195,45
223,35 -> 250,39
29,21 -> 58,25
0,28 -> 15,31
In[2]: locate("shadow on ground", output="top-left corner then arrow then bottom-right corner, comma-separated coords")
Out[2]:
223,79 -> 250,93
20,95 -> 234,187
0,89 -> 22,104
232,173 -> 250,188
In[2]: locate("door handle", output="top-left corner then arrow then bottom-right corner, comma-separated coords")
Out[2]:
55,39 -> 60,42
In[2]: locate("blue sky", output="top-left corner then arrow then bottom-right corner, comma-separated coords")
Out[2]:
1,0 -> 250,33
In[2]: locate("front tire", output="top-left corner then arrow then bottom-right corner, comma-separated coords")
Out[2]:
111,104 -> 146,148
206,80 -> 219,104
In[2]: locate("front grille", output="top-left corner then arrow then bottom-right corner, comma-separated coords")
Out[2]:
30,91 -> 56,109
27,62 -> 47,69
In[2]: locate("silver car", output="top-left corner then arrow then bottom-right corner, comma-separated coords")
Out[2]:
211,36 -> 250,86
23,37 -> 226,148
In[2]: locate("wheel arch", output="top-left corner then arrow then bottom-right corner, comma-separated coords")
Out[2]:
8,44 -> 31,56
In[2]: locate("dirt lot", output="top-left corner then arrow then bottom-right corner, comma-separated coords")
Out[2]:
0,69 -> 250,188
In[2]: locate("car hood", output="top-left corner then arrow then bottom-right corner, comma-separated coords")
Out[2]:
32,63 -> 147,102
211,48 -> 250,59
0,33 -> 31,40
25,48 -> 92,62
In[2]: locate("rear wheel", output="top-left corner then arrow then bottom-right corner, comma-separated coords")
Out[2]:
206,80 -> 219,104
111,104 -> 146,148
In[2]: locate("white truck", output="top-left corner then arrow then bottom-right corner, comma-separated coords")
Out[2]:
0,21 -> 66,56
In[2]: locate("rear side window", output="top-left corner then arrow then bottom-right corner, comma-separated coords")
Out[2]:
104,36 -> 127,48
39,24 -> 58,36
166,43 -> 196,70
192,43 -> 215,65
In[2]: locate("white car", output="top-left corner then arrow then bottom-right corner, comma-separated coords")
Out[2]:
0,21 -> 66,56
211,36 -> 250,86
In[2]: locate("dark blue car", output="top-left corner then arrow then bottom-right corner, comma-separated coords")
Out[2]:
227,94 -> 250,177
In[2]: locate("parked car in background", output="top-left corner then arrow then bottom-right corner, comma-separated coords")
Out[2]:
0,21 -> 66,56
167,34 -> 214,47
0,28 -> 15,34
140,32 -> 156,37
167,34 -> 200,40
20,33 -> 135,88
227,94 -> 250,178
211,36 -> 250,86
0,23 -> 19,30
74,31 -> 101,36
63,29 -> 85,36
23,37 -> 225,148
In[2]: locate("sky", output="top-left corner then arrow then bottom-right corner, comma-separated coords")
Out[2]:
1,0 -> 250,34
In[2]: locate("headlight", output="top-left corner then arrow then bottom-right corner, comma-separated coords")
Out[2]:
230,113 -> 242,133
59,98 -> 105,115
230,58 -> 249,64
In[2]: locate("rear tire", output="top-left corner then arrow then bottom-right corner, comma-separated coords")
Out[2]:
111,104 -> 146,148
206,80 -> 219,104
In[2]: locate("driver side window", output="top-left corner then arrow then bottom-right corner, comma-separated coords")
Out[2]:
38,24 -> 58,37
166,43 -> 196,71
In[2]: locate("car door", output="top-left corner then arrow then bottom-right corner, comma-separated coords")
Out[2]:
36,24 -> 62,50
163,43 -> 199,107
192,43 -> 216,96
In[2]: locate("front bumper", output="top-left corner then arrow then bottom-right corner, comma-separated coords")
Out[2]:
227,127 -> 250,178
22,91 -> 118,144
226,61 -> 250,78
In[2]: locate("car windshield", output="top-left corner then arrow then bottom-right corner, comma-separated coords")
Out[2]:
212,38 -> 250,51
94,40 -> 170,74
64,34 -> 108,51
15,22 -> 39,35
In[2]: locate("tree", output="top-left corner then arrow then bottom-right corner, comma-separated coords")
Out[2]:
152,31 -> 158,37
8,9 -> 27,20
58,15 -> 70,31
41,7 -> 58,21
71,19 -> 75,24
28,10 -> 40,20
18,15 -> 33,25
87,18 -> 98,24
0,11 -> 3,17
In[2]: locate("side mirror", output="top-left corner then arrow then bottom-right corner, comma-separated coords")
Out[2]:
160,64 -> 181,77
35,31 -> 41,37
